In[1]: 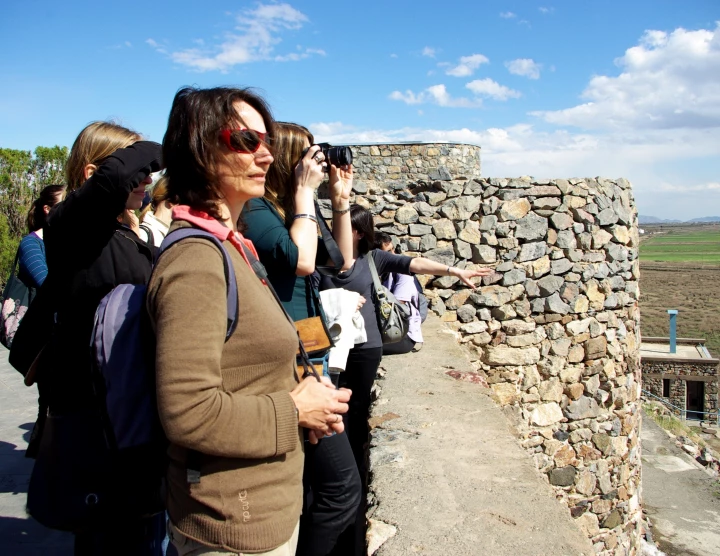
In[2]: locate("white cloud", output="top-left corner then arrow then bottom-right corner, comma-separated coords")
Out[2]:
390,53 -> 398,58
422,47 -> 436,58
310,119 -> 720,219
164,2 -> 321,72
466,78 -> 522,100
506,58 -> 542,79
500,12 -> 516,19
533,23 -> 720,130
539,7 -> 554,14
445,54 -> 489,77
389,84 -> 482,108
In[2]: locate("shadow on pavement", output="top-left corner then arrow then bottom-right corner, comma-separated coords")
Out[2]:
0,515 -> 73,555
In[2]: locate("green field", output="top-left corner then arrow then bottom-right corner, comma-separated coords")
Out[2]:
639,228 -> 720,264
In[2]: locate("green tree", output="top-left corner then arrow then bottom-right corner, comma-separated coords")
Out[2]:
0,145 -> 68,288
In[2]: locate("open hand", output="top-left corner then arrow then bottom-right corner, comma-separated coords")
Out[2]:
328,164 -> 353,206
455,267 -> 494,288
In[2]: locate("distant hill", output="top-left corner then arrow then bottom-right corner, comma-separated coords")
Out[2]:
686,216 -> 720,223
638,215 -> 683,224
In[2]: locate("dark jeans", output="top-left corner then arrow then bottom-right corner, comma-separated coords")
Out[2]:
330,346 -> 383,556
382,335 -> 416,356
73,512 -> 166,556
297,432 -> 362,556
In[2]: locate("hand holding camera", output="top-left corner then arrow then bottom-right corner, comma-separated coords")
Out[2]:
295,145 -> 327,193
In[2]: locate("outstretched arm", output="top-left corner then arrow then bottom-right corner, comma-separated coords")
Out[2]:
408,257 -> 494,288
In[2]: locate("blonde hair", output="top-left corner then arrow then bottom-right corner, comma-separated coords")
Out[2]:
140,175 -> 169,222
264,122 -> 314,224
66,121 -> 141,191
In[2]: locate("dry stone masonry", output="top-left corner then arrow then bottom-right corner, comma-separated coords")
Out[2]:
333,143 -> 643,555
350,143 -> 482,192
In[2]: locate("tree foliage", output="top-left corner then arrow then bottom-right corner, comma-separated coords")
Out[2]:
0,145 -> 68,287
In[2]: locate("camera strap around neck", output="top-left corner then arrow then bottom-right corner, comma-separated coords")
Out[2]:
314,200 -> 344,275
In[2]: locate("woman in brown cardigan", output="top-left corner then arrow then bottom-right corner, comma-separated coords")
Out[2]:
146,86 -> 350,556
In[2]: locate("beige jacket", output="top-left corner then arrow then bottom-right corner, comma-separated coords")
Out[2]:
146,224 -> 302,552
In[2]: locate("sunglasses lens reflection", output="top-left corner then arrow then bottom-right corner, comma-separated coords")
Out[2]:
229,130 -> 262,153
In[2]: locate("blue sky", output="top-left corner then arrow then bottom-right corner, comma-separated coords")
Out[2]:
1,0 -> 719,220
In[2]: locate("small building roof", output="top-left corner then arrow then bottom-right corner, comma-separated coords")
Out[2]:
640,337 -> 719,363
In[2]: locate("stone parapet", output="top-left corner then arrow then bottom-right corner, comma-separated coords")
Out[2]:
334,147 -> 643,555
347,143 -> 482,192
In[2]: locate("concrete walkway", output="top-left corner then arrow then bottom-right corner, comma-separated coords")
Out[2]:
367,314 -> 594,555
0,345 -> 73,555
641,416 -> 720,556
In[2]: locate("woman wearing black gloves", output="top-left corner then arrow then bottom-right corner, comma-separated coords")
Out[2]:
38,121 -> 164,555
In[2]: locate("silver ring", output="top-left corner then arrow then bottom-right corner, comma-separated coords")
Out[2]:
313,153 -> 324,163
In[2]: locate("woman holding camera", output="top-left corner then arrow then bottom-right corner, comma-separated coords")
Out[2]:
148,88 -> 349,556
243,122 -> 361,556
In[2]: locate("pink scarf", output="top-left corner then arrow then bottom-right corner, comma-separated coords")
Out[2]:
171,205 -> 260,273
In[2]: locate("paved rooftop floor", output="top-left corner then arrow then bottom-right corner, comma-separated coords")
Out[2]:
0,346 -> 73,555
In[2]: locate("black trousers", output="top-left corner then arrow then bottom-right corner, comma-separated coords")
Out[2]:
297,431 -> 362,556
330,346 -> 384,556
73,512 -> 166,556
382,335 -> 416,356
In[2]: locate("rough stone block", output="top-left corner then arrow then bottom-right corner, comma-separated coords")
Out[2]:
531,402 -> 564,426
514,213 -> 548,241
433,218 -> 457,240
499,198 -> 531,221
483,345 -> 541,366
471,244 -> 497,264
549,466 -> 577,487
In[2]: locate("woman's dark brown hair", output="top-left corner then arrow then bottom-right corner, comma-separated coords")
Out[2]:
27,184 -> 66,233
263,122 -> 314,225
350,204 -> 375,255
163,86 -> 275,219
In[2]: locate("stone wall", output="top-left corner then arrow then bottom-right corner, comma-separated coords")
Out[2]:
349,143 -> 482,192
328,144 -> 643,555
642,359 -> 719,415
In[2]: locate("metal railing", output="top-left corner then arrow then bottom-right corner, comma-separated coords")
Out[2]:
641,389 -> 720,426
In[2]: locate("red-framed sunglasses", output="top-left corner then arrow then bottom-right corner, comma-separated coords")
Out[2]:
220,128 -> 270,154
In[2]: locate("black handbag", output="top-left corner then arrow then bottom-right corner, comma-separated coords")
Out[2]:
367,252 -> 411,345
0,250 -> 33,349
8,274 -> 56,380
27,410 -> 164,532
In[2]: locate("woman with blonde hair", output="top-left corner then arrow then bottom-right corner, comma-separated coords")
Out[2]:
29,120 -> 164,555
138,175 -> 173,246
243,122 -> 361,556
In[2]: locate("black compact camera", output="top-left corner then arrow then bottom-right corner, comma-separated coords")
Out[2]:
315,143 -> 353,167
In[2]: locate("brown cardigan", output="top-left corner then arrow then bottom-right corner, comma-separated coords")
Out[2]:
146,226 -> 302,552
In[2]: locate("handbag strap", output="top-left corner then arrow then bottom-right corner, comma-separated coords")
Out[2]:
236,242 -> 321,382
366,251 -> 388,305
314,200 -> 344,274
2,247 -> 23,298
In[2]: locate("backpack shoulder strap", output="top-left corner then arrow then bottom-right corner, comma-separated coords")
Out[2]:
159,229 -> 239,342
139,224 -> 154,246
